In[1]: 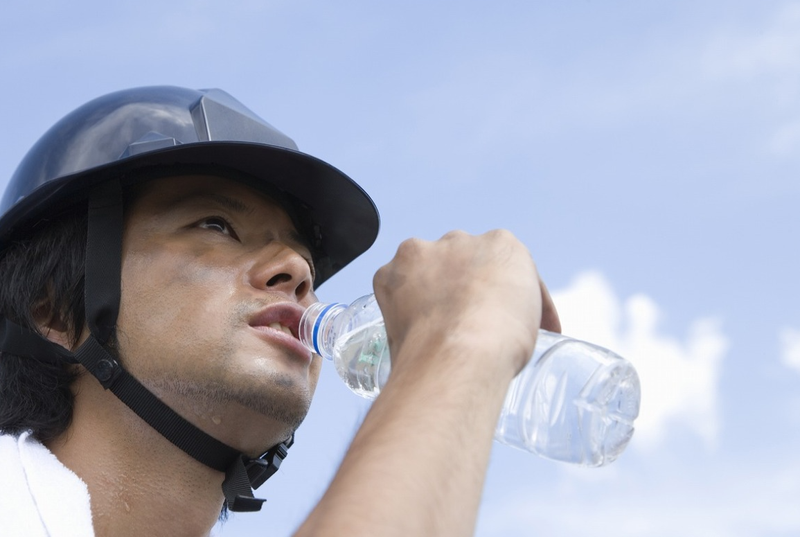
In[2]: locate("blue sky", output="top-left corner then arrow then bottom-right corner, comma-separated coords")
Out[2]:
2,1 -> 800,535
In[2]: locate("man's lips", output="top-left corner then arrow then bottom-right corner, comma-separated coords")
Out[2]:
249,302 -> 304,339
248,302 -> 312,361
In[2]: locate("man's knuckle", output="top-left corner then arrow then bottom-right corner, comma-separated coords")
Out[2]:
441,229 -> 469,240
396,237 -> 426,257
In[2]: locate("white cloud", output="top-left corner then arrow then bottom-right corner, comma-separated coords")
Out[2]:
697,2 -> 800,155
550,271 -> 728,451
400,2 -> 800,158
780,326 -> 800,373
478,456 -> 800,537
767,119 -> 800,156
702,3 -> 800,81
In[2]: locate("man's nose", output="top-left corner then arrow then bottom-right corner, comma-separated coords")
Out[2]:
247,243 -> 314,301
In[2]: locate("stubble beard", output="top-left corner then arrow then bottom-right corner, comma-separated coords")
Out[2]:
148,373 -> 312,433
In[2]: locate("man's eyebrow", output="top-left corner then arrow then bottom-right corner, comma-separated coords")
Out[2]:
205,193 -> 253,215
172,191 -> 253,215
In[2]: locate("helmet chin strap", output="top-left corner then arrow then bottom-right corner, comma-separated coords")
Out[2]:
0,315 -> 292,512
0,177 -> 291,512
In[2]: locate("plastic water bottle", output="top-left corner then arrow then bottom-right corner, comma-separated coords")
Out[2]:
299,294 -> 640,467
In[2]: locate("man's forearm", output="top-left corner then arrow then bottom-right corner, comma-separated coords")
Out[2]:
294,333 -> 515,537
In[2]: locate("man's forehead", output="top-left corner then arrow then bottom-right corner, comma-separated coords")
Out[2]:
136,174 -> 271,204
131,174 -> 312,249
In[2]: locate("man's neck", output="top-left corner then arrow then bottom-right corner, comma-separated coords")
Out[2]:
47,377 -> 227,537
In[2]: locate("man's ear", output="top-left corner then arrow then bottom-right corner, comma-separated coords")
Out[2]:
31,296 -> 73,351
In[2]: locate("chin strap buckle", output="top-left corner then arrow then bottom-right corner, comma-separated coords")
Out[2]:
222,434 -> 294,512
74,336 -> 122,389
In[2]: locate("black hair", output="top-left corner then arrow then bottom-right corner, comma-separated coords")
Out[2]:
0,209 -> 87,443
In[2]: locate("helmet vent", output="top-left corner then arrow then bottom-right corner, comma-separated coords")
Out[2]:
190,89 -> 298,150
120,131 -> 179,158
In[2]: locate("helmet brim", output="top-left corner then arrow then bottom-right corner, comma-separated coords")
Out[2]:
0,141 -> 379,287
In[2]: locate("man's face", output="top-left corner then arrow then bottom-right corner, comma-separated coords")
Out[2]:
116,175 -> 320,454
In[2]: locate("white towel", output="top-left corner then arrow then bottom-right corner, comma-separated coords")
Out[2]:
0,431 -> 94,537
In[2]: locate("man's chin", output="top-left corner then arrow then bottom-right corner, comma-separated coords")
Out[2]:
141,373 -> 311,440
230,378 -> 312,432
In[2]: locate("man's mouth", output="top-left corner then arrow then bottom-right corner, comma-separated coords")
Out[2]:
266,322 -> 294,338
248,302 -> 308,356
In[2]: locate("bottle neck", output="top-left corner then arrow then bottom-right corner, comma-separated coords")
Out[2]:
299,302 -> 346,359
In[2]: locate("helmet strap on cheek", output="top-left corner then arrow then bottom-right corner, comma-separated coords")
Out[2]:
84,179 -> 123,344
71,177 -> 290,512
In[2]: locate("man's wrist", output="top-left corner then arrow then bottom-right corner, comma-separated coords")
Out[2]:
386,318 -> 522,402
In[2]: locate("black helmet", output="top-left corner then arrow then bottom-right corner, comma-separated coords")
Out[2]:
0,85 -> 379,286
0,86 -> 379,512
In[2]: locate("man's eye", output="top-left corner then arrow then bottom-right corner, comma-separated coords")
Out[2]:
199,217 -> 237,238
305,258 -> 317,282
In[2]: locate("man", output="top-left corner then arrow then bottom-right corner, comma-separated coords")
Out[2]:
0,86 -> 559,536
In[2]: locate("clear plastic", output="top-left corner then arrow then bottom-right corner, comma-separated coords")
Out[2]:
300,294 -> 640,467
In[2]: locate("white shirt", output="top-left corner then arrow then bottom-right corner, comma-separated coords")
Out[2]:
0,431 -> 94,537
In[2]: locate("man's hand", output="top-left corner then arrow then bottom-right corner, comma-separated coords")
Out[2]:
374,229 -> 560,377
